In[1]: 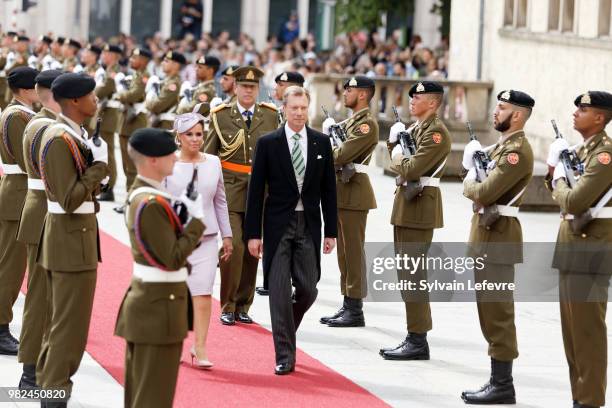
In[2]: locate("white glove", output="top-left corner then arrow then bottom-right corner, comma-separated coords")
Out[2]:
180,193 -> 204,221
210,97 -> 223,109
546,138 -> 570,167
145,75 -> 160,93
391,144 -> 403,159
462,139 -> 483,170
322,117 -> 336,136
552,162 -> 566,189
463,167 -> 477,184
86,137 -> 109,164
389,122 -> 406,144
101,176 -> 109,186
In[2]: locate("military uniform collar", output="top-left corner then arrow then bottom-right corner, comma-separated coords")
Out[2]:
418,113 -> 437,130
581,131 -> 608,153
237,102 -> 255,116
352,107 -> 370,120
136,175 -> 163,190
40,107 -> 57,119
58,114 -> 84,138
499,129 -> 524,146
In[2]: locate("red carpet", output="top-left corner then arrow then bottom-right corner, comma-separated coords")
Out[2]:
78,232 -> 389,408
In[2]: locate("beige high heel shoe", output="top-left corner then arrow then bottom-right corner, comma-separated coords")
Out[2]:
190,346 -> 214,369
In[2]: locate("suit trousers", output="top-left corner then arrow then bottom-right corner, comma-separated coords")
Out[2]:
18,244 -> 48,364
474,263 -> 518,362
393,226 -> 433,334
337,209 -> 368,299
559,270 -> 609,407
268,212 -> 318,365
220,211 -> 259,313
100,130 -> 117,190
124,341 -> 182,408
119,134 -> 137,190
37,270 -> 96,397
0,220 -> 27,324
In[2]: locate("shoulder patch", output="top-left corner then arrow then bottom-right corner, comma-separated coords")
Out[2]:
432,132 -> 442,144
597,152 -> 611,165
210,103 -> 229,114
359,123 -> 370,134
259,102 -> 278,111
507,152 -> 519,165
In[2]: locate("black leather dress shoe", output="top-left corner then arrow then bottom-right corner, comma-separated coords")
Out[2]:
0,325 -> 18,355
18,363 -> 38,389
320,297 -> 348,324
98,189 -> 115,202
112,205 -> 125,214
379,336 -> 409,356
255,286 -> 269,296
381,333 -> 429,360
274,363 -> 295,375
326,297 -> 365,327
461,359 -> 515,405
235,312 -> 253,324
220,312 -> 235,325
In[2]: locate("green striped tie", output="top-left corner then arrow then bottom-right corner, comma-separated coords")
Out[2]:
291,133 -> 305,179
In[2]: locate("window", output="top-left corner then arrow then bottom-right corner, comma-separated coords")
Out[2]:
503,0 -> 529,28
599,0 -> 612,37
549,0 -> 576,33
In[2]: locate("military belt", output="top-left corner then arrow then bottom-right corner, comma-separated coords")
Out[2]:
2,164 -> 26,175
221,160 -> 252,174
47,200 -> 95,214
562,207 -> 612,220
27,178 -> 45,190
478,204 -> 519,218
353,163 -> 369,173
133,263 -> 188,282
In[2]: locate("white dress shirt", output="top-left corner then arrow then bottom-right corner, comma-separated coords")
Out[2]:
237,102 -> 255,124
285,122 -> 308,211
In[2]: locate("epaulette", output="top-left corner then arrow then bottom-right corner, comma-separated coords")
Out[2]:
259,102 -> 278,111
211,103 -> 229,114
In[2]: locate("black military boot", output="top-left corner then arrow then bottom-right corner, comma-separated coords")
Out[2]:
379,335 -> 410,356
0,324 -> 18,355
381,332 -> 429,360
326,297 -> 365,327
98,189 -> 114,202
320,297 -> 347,324
461,358 -> 516,404
18,363 -> 38,389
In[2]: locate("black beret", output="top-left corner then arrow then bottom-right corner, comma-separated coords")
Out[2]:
6,31 -> 17,37
574,91 -> 612,110
55,36 -> 65,44
196,55 -> 220,68
51,73 -> 96,99
132,47 -> 152,59
103,44 -> 123,55
343,75 -> 375,89
63,38 -> 81,49
221,65 -> 239,76
8,66 -> 39,89
129,128 -> 177,157
408,81 -> 444,97
39,35 -> 53,45
497,89 -> 535,109
275,71 -> 305,85
164,51 -> 187,65
35,69 -> 63,89
85,44 -> 102,55
14,35 -> 29,42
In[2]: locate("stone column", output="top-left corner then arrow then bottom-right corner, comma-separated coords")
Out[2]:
241,0 -> 270,50
413,0 -> 442,47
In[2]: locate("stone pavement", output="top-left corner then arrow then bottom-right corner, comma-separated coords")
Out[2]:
0,141 -> 609,407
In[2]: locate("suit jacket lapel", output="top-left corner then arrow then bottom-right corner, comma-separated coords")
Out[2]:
302,127 -> 317,190
277,129 -> 299,192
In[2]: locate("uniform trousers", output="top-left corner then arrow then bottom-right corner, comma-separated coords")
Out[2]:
337,209 -> 368,299
0,220 -> 27,324
100,130 -> 117,190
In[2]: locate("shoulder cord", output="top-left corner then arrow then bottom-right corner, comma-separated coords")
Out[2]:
134,195 -> 184,271
40,133 -> 88,192
28,121 -> 54,177
211,111 -> 246,161
2,110 -> 34,160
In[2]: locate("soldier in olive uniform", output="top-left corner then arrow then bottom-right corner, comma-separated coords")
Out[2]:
319,76 -> 378,327
95,44 -> 124,201
115,47 -> 152,195
461,90 -> 535,405
145,51 -> 184,130
380,81 -> 451,360
219,64 -> 238,105
29,35 -> 52,71
2,35 -> 30,106
80,44 -> 103,136
0,67 -> 39,356
15,69 -> 62,389
177,55 -> 220,115
272,71 -> 304,125
114,128 -> 205,408
204,66 -> 279,325
36,73 -> 109,406
545,91 -> 612,408
61,38 -> 82,72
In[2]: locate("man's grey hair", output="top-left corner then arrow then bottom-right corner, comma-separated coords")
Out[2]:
282,85 -> 310,105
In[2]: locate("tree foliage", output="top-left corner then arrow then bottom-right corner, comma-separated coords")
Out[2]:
335,0 -> 413,33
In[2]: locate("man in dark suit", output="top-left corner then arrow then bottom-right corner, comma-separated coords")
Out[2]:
245,86 -> 337,375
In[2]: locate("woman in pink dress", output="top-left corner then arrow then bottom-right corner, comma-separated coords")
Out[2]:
165,112 -> 232,369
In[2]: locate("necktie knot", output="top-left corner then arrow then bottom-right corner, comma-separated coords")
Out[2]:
292,133 -> 301,141
242,110 -> 252,118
